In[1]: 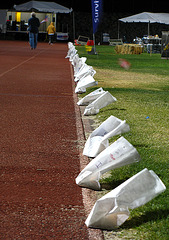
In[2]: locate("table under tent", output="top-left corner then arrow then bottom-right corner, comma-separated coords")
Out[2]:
118,12 -> 169,53
3,0 -> 72,41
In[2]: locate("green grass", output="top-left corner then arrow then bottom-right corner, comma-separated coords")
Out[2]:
77,46 -> 169,239
76,45 -> 169,80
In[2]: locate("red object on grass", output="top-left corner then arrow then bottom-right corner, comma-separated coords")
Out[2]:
74,39 -> 81,45
87,40 -> 94,46
118,58 -> 131,70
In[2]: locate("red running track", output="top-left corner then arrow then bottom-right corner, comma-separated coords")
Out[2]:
0,41 -> 102,239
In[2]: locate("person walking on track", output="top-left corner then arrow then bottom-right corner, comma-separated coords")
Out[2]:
28,12 -> 40,50
47,22 -> 56,45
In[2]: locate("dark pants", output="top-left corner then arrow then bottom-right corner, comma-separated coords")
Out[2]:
48,34 -> 54,44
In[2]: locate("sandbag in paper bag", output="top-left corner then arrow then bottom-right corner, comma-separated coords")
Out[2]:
76,137 -> 141,190
83,91 -> 117,116
74,62 -> 88,80
69,49 -> 78,62
75,67 -> 96,83
66,46 -> 77,61
65,42 -> 74,58
75,75 -> 98,94
85,168 -> 166,230
83,115 -> 130,158
74,64 -> 96,82
77,88 -> 105,106
73,56 -> 87,76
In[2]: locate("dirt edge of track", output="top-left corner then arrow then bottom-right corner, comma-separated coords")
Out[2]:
70,65 -> 104,240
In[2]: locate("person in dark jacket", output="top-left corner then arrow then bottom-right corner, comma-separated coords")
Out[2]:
28,12 -> 40,49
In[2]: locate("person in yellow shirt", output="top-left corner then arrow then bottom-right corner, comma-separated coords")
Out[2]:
47,22 -> 56,45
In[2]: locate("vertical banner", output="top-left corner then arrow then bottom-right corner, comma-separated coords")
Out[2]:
91,0 -> 103,34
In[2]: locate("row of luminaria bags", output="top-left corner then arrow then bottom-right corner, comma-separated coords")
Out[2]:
65,42 -> 166,230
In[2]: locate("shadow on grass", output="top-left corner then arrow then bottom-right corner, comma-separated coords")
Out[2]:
122,208 -> 169,229
100,179 -> 128,190
133,143 -> 149,148
100,107 -> 127,113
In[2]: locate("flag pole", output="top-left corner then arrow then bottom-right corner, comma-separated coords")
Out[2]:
93,33 -> 96,54
91,0 -> 102,54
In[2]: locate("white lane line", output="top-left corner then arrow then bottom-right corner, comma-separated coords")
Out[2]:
0,49 -> 46,78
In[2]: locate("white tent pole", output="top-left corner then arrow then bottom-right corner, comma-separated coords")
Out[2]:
73,11 -> 75,41
55,13 -> 57,30
118,20 -> 120,39
148,21 -> 150,36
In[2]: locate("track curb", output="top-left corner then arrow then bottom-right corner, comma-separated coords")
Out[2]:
70,64 -> 104,240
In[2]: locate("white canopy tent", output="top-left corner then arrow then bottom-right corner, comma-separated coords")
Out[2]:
118,12 -> 169,38
7,1 -> 72,33
14,1 -> 72,14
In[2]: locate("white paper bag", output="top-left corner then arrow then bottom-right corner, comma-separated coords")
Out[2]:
71,54 -> 80,67
85,168 -> 166,230
83,116 -> 130,157
66,46 -> 76,59
75,75 -> 98,94
69,49 -> 78,62
65,42 -> 74,58
74,61 -> 86,77
76,137 -> 141,190
74,63 -> 89,77
73,56 -> 87,76
83,91 -> 117,116
77,88 -> 105,106
74,64 -> 96,82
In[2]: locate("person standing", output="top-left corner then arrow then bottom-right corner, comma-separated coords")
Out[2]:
47,22 -> 56,45
28,12 -> 40,49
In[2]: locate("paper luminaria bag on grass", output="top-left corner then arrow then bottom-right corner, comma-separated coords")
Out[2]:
67,48 -> 77,62
77,88 -> 105,106
83,91 -> 117,116
76,136 -> 141,190
72,55 -> 87,76
69,49 -> 78,62
83,115 -> 130,158
75,75 -> 98,94
65,42 -> 74,58
85,168 -> 166,230
74,64 -> 96,82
